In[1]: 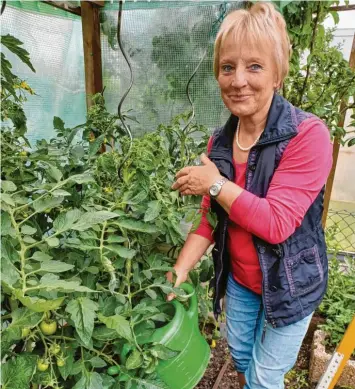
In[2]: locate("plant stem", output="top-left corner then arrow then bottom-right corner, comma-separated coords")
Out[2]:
36,326 -> 49,357
9,210 -> 28,291
298,2 -> 321,107
47,335 -> 120,366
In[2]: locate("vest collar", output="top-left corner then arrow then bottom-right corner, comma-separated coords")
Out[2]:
216,93 -> 298,149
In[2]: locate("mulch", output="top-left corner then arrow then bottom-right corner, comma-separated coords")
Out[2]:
196,316 -> 327,389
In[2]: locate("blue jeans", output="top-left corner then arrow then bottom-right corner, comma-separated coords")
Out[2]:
226,274 -> 312,389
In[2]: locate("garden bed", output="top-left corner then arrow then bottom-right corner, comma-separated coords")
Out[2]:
309,330 -> 355,388
196,316 -> 347,389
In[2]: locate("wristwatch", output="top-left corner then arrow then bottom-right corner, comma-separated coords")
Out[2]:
209,177 -> 228,199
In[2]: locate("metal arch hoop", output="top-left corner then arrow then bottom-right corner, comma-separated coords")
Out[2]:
116,0 -> 134,180
1,1 -> 7,16
115,1 -> 228,177
182,2 -> 227,134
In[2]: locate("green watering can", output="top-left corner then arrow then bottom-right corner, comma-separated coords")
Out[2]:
126,283 -> 210,389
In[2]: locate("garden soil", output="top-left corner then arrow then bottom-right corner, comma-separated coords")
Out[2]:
195,316 -> 346,389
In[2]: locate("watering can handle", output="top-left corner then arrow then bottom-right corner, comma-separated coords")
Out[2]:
180,283 -> 198,324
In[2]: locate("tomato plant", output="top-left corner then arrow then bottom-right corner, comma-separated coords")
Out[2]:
0,34 -> 211,389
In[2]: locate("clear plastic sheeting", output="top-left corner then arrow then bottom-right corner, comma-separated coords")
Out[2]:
1,2 -> 86,144
2,0 -> 243,142
100,1 -> 242,135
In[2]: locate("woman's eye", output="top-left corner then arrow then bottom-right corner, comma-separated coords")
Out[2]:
222,64 -> 233,72
250,64 -> 262,71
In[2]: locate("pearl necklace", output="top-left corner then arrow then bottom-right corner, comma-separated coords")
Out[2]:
235,120 -> 262,152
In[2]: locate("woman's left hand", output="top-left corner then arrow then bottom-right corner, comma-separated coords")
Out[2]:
172,153 -> 222,196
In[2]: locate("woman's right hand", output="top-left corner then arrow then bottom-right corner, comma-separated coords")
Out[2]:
166,266 -> 189,301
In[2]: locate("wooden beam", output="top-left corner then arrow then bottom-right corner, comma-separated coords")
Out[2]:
87,1 -> 104,7
212,358 -> 230,389
322,33 -> 355,228
81,0 -> 103,108
329,4 -> 355,12
42,1 -> 81,16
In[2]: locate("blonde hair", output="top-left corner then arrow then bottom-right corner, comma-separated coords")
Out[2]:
214,2 -> 291,85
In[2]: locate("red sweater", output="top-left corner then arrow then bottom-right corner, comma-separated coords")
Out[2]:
194,117 -> 333,294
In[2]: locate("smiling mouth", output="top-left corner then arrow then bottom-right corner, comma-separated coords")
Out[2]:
228,95 -> 251,101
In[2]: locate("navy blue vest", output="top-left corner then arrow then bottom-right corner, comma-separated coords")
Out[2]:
209,94 -> 328,328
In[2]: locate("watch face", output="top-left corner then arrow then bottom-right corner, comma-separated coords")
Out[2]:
209,184 -> 220,197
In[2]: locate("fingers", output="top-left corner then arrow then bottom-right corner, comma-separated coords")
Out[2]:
200,153 -> 211,165
176,166 -> 192,179
166,269 -> 188,301
167,292 -> 176,302
166,271 -> 173,283
171,175 -> 189,190
181,190 -> 192,196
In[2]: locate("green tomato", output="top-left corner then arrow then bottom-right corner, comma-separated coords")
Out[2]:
107,365 -> 120,376
39,320 -> 57,335
50,343 -> 61,355
37,359 -> 49,372
56,358 -> 65,367
21,328 -> 30,338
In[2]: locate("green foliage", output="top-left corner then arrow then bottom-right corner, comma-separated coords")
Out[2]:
318,255 -> 355,356
189,255 -> 214,326
0,35 -> 210,389
284,369 -> 310,389
1,33 -> 36,138
281,1 -> 355,146
321,226 -> 355,356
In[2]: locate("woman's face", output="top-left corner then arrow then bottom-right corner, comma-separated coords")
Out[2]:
217,34 -> 279,119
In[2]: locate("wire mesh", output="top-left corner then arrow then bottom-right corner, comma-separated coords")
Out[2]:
100,1 -> 242,136
326,209 -> 355,253
1,2 -> 86,145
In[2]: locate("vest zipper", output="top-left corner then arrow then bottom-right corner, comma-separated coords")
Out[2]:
261,319 -> 267,343
245,148 -> 275,329
214,218 -> 228,315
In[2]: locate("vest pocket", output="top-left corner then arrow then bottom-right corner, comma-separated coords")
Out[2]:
283,245 -> 323,298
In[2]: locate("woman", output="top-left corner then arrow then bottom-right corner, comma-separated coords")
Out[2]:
169,3 -> 332,389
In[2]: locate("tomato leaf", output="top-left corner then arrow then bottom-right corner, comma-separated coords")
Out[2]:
69,172 -> 95,184
66,297 -> 98,347
45,162 -> 63,182
31,251 -> 52,261
46,236 -> 60,247
113,219 -> 159,234
73,371 -> 103,389
58,345 -> 75,380
92,326 -> 120,341
39,260 -> 74,273
71,211 -> 119,231
126,349 -> 143,370
21,225 -> 37,235
33,196 -> 64,212
98,313 -> 133,342
14,290 -> 65,312
1,307 -> 42,349
1,354 -> 37,389
89,356 -> 107,368
150,344 -> 179,360
1,180 -> 17,192
1,193 -> 15,207
105,244 -> 136,259
106,235 -> 127,243
52,189 -> 71,197
1,256 -> 20,286
144,200 -> 162,222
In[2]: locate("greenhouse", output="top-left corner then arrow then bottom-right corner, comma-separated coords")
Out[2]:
1,1 -> 355,388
